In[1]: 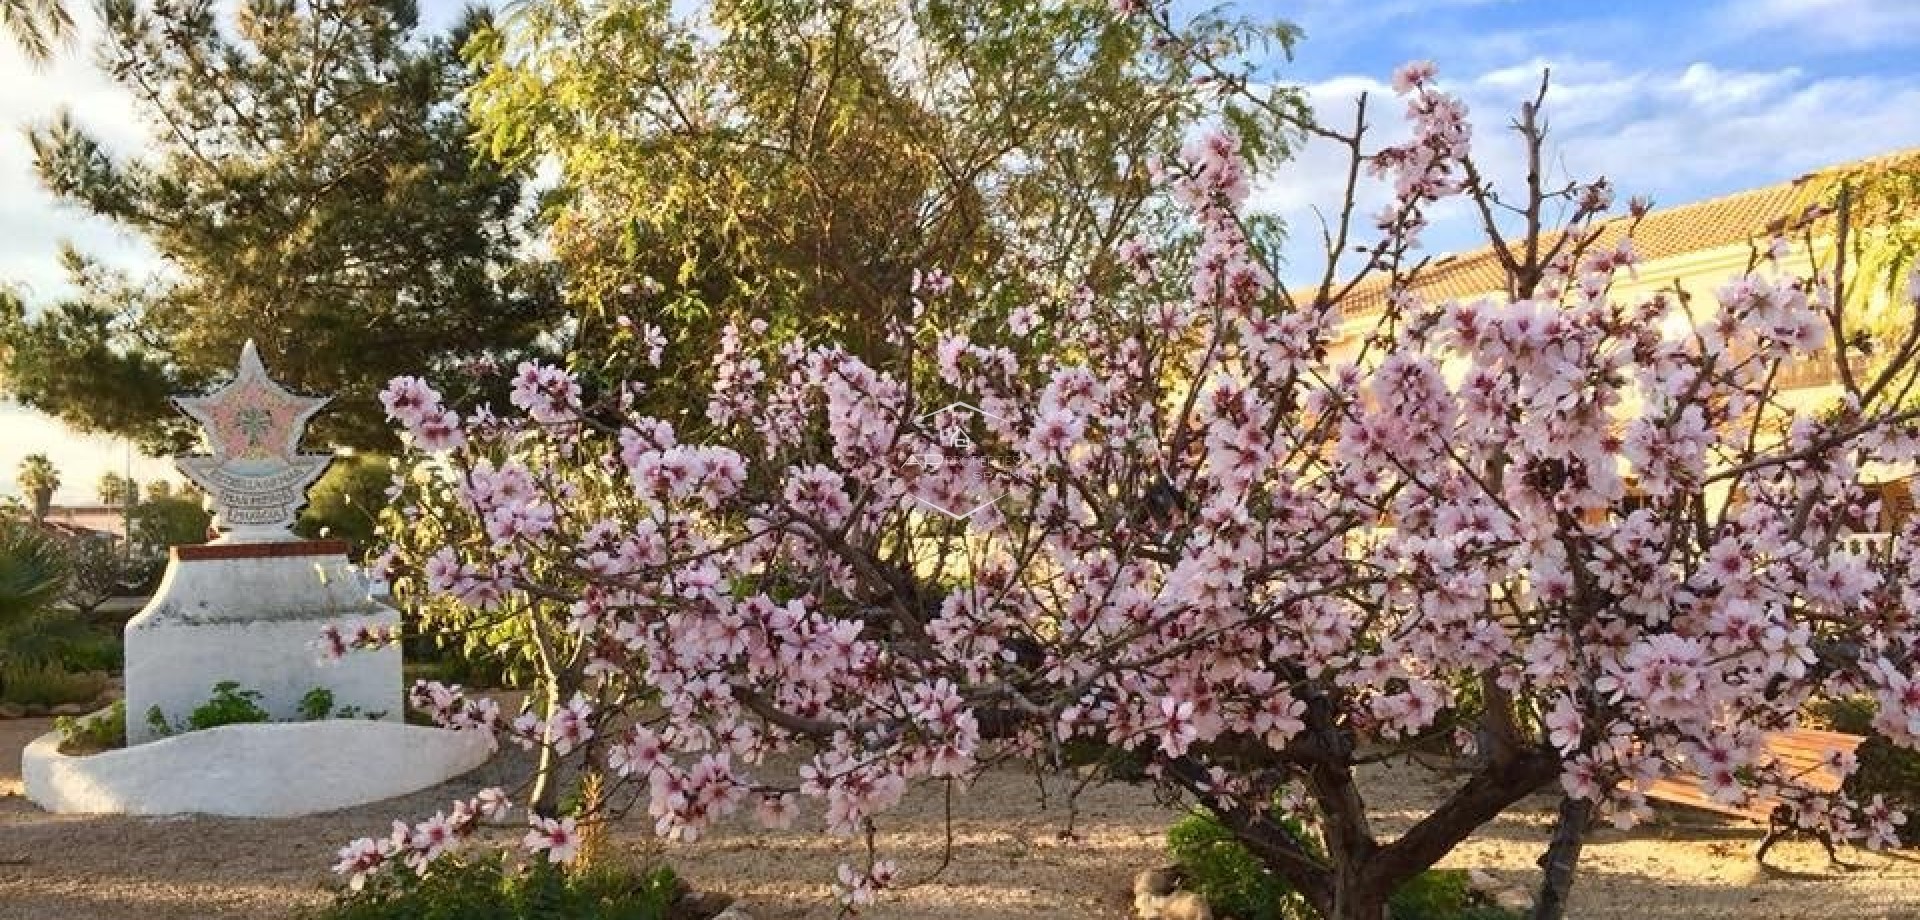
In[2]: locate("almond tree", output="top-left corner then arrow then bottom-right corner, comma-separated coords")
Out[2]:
333,50 -> 1920,920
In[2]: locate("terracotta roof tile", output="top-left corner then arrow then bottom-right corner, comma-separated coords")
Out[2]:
1316,147 -> 1920,318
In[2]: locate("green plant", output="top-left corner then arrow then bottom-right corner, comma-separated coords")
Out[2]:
300,686 -> 337,721
0,660 -> 106,706
1807,696 -> 1920,845
1167,807 -> 1521,920
0,521 -> 85,669
58,631 -> 122,673
55,699 -> 124,754
1167,804 -> 1315,920
302,852 -> 679,920
146,703 -> 171,736
186,680 -> 269,730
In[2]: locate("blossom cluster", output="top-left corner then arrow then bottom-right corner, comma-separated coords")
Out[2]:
339,53 -> 1920,908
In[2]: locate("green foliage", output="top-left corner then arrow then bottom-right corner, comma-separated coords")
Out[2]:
56,630 -> 122,673
186,680 -> 270,730
0,0 -> 75,63
303,852 -> 679,920
0,521 -> 85,668
55,699 -> 126,753
127,496 -> 211,550
145,704 -> 171,737
57,534 -> 145,615
296,454 -> 393,554
1807,696 -> 1920,845
95,472 -> 139,507
1167,807 -> 1520,920
1167,806 -> 1315,920
15,452 -> 58,520
463,0 -> 1302,421
2,0 -> 563,452
0,660 -> 107,706
300,685 -> 337,721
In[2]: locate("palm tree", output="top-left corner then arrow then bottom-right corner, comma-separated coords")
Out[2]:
0,520 -> 74,670
17,453 -> 59,522
0,0 -> 72,64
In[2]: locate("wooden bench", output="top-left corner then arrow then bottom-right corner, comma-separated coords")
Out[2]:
1640,727 -> 1867,864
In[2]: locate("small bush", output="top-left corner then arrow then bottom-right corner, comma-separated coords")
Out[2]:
186,680 -> 270,730
303,852 -> 679,920
58,632 -> 123,673
55,700 -> 125,754
1166,804 -> 1315,920
1806,696 -> 1920,845
301,686 -> 337,721
1167,807 -> 1521,920
0,661 -> 108,706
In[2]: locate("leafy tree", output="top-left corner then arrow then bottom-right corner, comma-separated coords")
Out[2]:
95,472 -> 138,508
0,0 -> 71,63
295,453 -> 391,553
143,479 -> 173,501
128,495 -> 210,550
1,0 -> 565,453
464,0 -> 1301,421
16,453 -> 58,521
57,533 -> 143,615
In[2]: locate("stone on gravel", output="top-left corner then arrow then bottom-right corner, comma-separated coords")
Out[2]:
0,703 -> 24,719
1133,866 -> 1181,898
710,907 -> 755,920
1160,891 -> 1212,920
48,704 -> 91,717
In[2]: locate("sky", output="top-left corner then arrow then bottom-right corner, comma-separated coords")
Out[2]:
5,0 -> 1920,501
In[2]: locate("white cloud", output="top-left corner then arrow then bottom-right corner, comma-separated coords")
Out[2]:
1719,0 -> 1920,51
1257,59 -> 1920,286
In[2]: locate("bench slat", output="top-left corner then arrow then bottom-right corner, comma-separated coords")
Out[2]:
1638,727 -> 1865,822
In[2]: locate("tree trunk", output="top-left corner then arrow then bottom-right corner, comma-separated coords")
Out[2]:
1331,876 -> 1391,920
1531,796 -> 1593,920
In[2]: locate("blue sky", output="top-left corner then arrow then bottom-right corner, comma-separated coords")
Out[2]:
6,0 -> 1920,500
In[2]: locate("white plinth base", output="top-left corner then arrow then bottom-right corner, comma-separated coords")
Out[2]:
23,718 -> 494,817
125,545 -> 402,744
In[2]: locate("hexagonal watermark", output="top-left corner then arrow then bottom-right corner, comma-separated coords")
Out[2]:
908,401 -> 1011,520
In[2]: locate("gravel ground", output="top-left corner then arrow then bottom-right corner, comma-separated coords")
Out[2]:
4,717 -> 1919,919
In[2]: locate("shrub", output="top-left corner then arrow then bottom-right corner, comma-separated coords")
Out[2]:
303,852 -> 679,920
186,680 -> 270,730
1807,697 -> 1920,845
55,700 -> 125,754
59,631 -> 123,673
0,661 -> 107,706
1167,808 -> 1521,920
1167,806 -> 1313,920
301,686 -> 338,721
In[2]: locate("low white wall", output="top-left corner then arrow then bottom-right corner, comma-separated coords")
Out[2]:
126,612 -> 402,742
23,718 -> 494,817
125,551 -> 402,743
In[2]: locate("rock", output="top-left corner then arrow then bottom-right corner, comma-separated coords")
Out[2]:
710,907 -> 755,920
49,703 -> 91,717
1467,868 -> 1532,913
1133,866 -> 1186,918
0,703 -> 24,719
1160,891 -> 1213,920
21,704 -> 48,717
1133,866 -> 1182,899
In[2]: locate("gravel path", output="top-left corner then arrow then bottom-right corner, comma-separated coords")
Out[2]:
4,718 -> 1918,919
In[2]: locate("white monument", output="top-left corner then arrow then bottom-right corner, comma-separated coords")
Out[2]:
24,342 -> 492,816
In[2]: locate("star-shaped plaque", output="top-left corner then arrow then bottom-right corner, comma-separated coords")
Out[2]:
173,341 -> 333,542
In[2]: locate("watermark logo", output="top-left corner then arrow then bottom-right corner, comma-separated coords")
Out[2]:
909,401 -> 1009,520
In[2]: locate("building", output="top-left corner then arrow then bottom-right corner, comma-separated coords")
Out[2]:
1319,146 -> 1920,538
